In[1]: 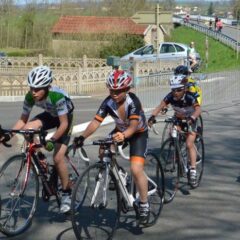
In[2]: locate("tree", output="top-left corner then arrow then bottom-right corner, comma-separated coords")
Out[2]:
103,0 -> 148,17
232,0 -> 240,20
99,34 -> 144,58
207,2 -> 214,16
18,4 -> 36,48
160,0 -> 176,11
0,0 -> 14,14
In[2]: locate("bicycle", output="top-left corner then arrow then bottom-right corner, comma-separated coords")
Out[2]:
151,109 -> 203,145
71,138 -> 164,240
157,117 -> 204,204
0,126 -> 89,236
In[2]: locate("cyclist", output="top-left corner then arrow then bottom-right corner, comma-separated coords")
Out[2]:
174,65 -> 202,105
148,74 -> 202,186
0,66 -> 74,213
73,69 -> 150,223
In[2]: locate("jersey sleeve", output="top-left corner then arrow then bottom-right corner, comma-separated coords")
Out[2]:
94,97 -> 109,123
22,92 -> 34,116
163,92 -> 172,105
49,91 -> 70,116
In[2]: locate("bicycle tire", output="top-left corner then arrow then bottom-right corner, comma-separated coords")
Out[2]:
197,115 -> 203,136
161,121 -> 172,144
0,154 -> 39,236
190,135 -> 205,189
142,152 -> 164,227
158,138 -> 180,204
71,162 -> 120,240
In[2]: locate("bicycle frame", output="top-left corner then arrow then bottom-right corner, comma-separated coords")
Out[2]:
90,140 -> 159,209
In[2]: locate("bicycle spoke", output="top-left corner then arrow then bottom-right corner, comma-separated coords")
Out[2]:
0,155 -> 39,236
159,139 -> 179,203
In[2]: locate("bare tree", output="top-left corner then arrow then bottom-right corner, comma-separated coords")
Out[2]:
232,0 -> 240,19
103,0 -> 148,17
159,0 -> 176,11
0,0 -> 14,14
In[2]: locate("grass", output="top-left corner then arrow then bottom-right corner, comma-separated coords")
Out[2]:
169,26 -> 240,73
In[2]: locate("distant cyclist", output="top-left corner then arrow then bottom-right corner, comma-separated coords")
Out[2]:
148,74 -> 202,186
74,69 -> 150,224
0,66 -> 75,213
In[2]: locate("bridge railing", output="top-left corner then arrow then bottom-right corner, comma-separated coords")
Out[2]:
184,22 -> 240,52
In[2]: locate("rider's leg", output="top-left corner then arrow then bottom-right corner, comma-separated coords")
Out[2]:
53,143 -> 69,190
186,132 -> 197,169
186,132 -> 197,185
130,158 -> 148,203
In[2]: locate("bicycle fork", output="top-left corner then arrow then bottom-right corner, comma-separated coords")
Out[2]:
90,163 -> 110,209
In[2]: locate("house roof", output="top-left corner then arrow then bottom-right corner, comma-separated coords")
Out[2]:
52,16 -> 148,35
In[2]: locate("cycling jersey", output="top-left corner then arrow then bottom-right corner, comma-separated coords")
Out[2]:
187,78 -> 202,105
22,86 -> 74,117
95,92 -> 147,133
163,91 -> 199,118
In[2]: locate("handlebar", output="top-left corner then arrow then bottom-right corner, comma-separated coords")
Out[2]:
164,116 -> 194,133
0,125 -> 48,148
92,138 -> 129,160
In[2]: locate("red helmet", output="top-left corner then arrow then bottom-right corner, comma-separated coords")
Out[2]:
106,70 -> 132,90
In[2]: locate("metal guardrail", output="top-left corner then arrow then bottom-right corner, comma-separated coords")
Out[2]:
184,22 -> 240,52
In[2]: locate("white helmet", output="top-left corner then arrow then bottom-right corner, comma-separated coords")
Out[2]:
106,70 -> 133,90
27,66 -> 52,88
169,75 -> 187,89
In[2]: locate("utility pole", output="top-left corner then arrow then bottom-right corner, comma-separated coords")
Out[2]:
237,16 -> 239,60
155,4 -> 161,57
205,36 -> 209,69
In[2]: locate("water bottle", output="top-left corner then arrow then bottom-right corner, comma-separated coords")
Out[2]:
171,126 -> 177,138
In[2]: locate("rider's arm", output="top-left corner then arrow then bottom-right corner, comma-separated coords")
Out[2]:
151,100 -> 168,117
12,114 -> 29,130
82,118 -> 101,139
191,104 -> 201,121
113,119 -> 138,142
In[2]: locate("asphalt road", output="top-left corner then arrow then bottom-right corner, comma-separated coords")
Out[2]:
0,98 -> 240,240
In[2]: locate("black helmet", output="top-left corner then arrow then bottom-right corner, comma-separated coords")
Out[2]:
174,65 -> 190,75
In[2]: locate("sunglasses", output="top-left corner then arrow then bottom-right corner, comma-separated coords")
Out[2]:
109,89 -> 126,95
172,88 -> 185,93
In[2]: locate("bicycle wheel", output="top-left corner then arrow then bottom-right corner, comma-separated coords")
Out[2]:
65,145 -> 89,186
161,121 -> 173,144
191,136 -> 205,189
71,162 -> 120,240
0,154 -> 39,236
195,114 -> 203,136
143,152 -> 164,227
158,138 -> 180,204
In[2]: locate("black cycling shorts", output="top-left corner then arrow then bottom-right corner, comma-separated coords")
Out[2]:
109,129 -> 148,160
31,111 -> 73,145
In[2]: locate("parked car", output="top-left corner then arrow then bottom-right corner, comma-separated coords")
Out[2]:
120,42 -> 201,63
0,52 -> 11,67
